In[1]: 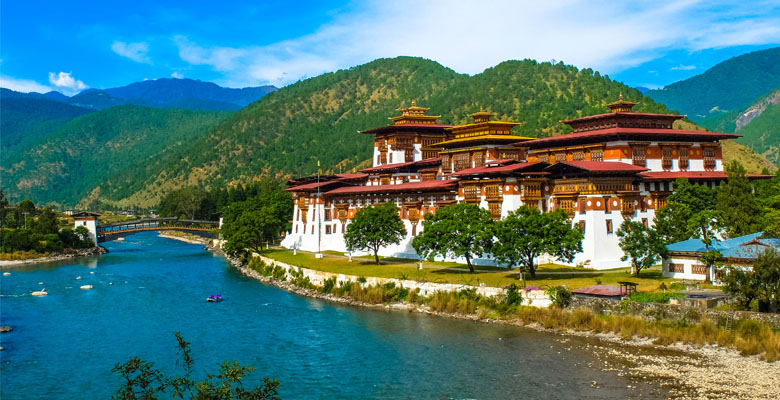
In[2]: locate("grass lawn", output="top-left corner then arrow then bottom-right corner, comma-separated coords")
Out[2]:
260,249 -> 677,292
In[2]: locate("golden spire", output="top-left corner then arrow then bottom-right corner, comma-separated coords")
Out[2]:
606,93 -> 639,113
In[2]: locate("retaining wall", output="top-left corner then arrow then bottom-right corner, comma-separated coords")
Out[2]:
254,254 -> 552,307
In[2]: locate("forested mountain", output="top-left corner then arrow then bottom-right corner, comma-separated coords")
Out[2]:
0,89 -> 93,158
3,56 -> 773,208
1,78 -> 277,111
1,106 -> 231,207
646,47 -> 780,120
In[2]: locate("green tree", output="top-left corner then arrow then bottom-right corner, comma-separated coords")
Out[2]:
158,187 -> 211,220
221,198 -> 286,258
493,205 -> 584,278
344,202 -> 405,264
722,248 -> 780,312
32,207 -> 59,235
113,332 -> 280,400
716,161 -> 764,237
617,220 -> 668,276
654,178 -> 716,243
412,203 -> 494,273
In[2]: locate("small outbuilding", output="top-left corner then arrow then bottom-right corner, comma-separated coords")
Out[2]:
662,232 -> 780,282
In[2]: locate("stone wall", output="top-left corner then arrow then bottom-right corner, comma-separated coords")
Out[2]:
571,296 -> 780,329
255,255 -> 552,307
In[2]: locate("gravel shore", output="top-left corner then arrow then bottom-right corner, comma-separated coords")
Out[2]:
0,247 -> 107,269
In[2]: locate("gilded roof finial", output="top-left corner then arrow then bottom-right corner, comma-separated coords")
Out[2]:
619,91 -> 624,100
411,100 -> 416,107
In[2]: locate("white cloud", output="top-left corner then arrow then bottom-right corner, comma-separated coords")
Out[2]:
48,72 -> 88,95
171,71 -> 184,79
111,41 -> 151,63
670,64 -> 697,71
173,0 -> 780,87
0,75 -> 51,93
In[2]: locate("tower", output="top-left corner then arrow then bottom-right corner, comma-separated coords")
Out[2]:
72,212 -> 101,245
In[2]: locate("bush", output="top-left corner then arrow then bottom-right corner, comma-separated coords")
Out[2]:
289,267 -> 314,289
546,286 -> 572,308
321,276 -> 337,294
271,265 -> 287,281
505,284 -> 522,306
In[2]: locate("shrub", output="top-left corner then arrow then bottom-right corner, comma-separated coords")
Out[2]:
289,267 -> 314,289
357,276 -> 367,284
505,284 -> 522,306
628,291 -> 685,304
546,286 -> 572,308
271,265 -> 287,281
321,276 -> 337,294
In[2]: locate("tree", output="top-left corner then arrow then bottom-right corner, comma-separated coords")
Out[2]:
221,199 -> 286,258
722,248 -> 780,312
32,207 -> 59,235
654,178 -> 716,243
687,210 -> 725,282
716,161 -> 764,237
616,220 -> 667,276
344,202 -> 405,264
113,332 -> 280,400
412,202 -> 494,273
158,187 -> 211,220
493,206 -> 584,278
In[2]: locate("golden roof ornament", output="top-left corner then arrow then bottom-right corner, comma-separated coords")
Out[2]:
606,92 -> 639,113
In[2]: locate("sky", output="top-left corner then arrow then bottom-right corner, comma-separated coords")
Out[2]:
2,0 -> 780,95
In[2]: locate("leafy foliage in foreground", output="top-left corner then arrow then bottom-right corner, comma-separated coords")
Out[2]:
344,202 -> 406,264
112,332 -> 280,400
617,220 -> 667,276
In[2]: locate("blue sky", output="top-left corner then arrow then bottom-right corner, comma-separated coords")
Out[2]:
2,0 -> 780,95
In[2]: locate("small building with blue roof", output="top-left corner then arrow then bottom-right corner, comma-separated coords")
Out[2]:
663,232 -> 780,282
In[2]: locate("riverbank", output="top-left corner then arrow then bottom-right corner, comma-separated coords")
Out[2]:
221,250 -> 780,399
0,246 -> 107,268
157,231 -> 211,245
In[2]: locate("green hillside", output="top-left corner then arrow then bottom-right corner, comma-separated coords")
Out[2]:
646,47 -> 780,120
1,95 -> 92,158
3,57 -> 773,208
1,106 -> 231,207
735,103 -> 780,165
138,58 -> 670,195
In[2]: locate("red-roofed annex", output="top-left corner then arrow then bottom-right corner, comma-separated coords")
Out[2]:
281,97 -> 764,269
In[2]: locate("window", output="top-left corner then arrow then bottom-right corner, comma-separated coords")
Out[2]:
642,218 -> 648,228
679,147 -> 689,170
325,225 -> 331,234
412,224 -> 417,236
488,202 -> 502,220
703,147 -> 716,171
453,153 -> 470,171
632,146 -> 646,167
661,147 -> 673,171
578,220 -> 586,234
311,225 -> 314,234
604,197 -> 611,214
405,148 -> 414,162
558,199 -> 575,217
474,151 -> 485,167
464,185 -> 480,200
295,225 -> 298,233
692,264 -> 707,275
668,263 -> 684,273
572,151 -> 585,161
324,209 -> 332,221
442,154 -> 451,172
538,153 -> 550,163
606,219 -> 613,234
590,148 -> 603,162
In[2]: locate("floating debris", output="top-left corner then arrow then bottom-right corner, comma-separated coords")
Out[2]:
76,276 -> 82,280
2,272 -> 10,276
31,288 -> 48,296
80,285 -> 93,290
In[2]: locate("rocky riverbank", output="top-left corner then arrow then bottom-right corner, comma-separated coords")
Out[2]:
220,250 -> 780,399
157,232 -> 211,245
0,246 -> 107,268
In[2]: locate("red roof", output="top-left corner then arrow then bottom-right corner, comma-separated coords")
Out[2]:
285,180 -> 344,192
452,161 -> 547,176
572,285 -> 627,297
359,123 -> 453,134
561,112 -> 683,124
519,127 -> 740,148
326,179 -> 458,195
335,173 -> 368,180
360,158 -> 441,173
639,171 -> 728,181
549,161 -> 649,172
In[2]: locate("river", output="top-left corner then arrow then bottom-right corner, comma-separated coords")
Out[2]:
0,232 -> 671,399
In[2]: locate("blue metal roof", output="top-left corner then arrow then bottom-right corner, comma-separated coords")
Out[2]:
667,232 -> 778,259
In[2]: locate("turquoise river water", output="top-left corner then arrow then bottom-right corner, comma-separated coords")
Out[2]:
0,232 -> 671,399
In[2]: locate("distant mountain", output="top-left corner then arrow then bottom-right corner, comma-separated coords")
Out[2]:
0,78 -> 277,111
635,86 -> 651,93
1,89 -> 93,158
1,105 -> 232,207
646,47 -> 780,120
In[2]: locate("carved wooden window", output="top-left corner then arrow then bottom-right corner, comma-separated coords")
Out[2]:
485,184 -> 501,200
655,196 -> 667,210
442,154 -> 452,172
605,219 -> 613,234
642,218 -> 648,228
463,185 -> 480,201
380,174 -> 391,185
621,199 -> 636,216
422,150 -> 437,159
421,171 -> 436,181
703,147 -> 716,171
474,151 -> 485,167
662,147 -> 674,171
578,220 -> 586,234
692,264 -> 707,275
411,224 -> 417,236
578,199 -> 587,213
632,146 -> 647,167
668,263 -> 684,273
324,209 -> 332,221
572,150 -> 585,161
453,153 -> 471,172
558,199 -> 575,217
325,225 -> 331,234
488,201 -> 502,220
405,148 -> 414,162
590,148 -> 603,162
379,150 -> 388,165
537,153 -> 550,163
604,196 -> 611,214
679,147 -> 689,170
